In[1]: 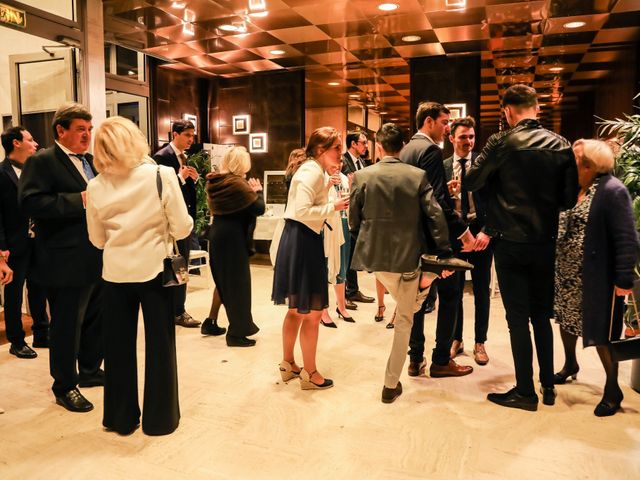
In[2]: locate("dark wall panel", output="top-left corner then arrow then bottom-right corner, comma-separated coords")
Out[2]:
410,55 -> 481,157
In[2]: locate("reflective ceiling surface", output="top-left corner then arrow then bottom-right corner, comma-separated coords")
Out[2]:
103,0 -> 640,130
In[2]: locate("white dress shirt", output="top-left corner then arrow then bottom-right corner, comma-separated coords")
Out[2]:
55,141 -> 89,182
11,164 -> 21,179
347,151 -> 363,171
283,159 -> 335,234
86,163 -> 193,283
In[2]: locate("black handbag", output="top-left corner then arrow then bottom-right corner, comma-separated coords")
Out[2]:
609,290 -> 640,362
156,167 -> 188,287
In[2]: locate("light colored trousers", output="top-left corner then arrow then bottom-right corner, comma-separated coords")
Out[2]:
375,270 -> 435,389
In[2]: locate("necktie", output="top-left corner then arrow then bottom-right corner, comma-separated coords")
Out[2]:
73,154 -> 95,181
179,153 -> 188,166
458,157 -> 469,222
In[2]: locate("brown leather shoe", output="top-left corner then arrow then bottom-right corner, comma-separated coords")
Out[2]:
407,357 -> 427,377
175,312 -> 201,328
345,299 -> 358,310
347,291 -> 375,303
473,343 -> 489,365
450,340 -> 464,359
429,360 -> 473,378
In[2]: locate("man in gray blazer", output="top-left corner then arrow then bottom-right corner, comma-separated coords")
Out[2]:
350,123 -> 452,404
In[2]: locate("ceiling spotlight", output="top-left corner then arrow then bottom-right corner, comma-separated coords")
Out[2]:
402,35 -> 421,42
379,111 -> 388,115
349,94 -> 360,98
328,82 -> 340,86
269,49 -> 285,55
366,103 -> 376,107
390,117 -> 400,121
219,24 -> 238,32
549,66 -> 563,72
378,3 -> 399,12
249,0 -> 267,11
563,21 -> 586,29
249,11 -> 269,17
171,1 -> 186,8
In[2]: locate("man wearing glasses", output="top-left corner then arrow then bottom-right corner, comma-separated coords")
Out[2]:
342,131 -> 375,306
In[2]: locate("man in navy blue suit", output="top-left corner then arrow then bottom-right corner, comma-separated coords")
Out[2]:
153,120 -> 200,328
0,126 -> 50,359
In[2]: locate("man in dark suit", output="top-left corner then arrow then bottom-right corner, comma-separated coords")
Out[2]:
466,84 -> 579,411
443,116 -> 492,366
401,101 -> 475,378
19,103 -> 104,412
341,131 -> 374,306
350,123 -> 452,403
0,126 -> 50,359
153,120 -> 200,328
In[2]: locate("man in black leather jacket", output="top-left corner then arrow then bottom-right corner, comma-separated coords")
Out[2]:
466,84 -> 579,411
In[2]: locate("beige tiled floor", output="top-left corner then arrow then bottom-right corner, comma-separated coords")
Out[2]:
1,265 -> 639,479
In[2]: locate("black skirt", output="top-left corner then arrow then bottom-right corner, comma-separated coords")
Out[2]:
272,219 -> 328,313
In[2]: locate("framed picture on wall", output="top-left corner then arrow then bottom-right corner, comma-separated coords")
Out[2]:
183,113 -> 197,132
249,133 -> 267,153
445,103 -> 467,120
233,115 -> 250,135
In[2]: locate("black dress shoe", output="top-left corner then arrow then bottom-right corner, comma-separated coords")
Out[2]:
226,335 -> 256,347
540,387 -> 557,406
55,388 -> 94,412
345,299 -> 358,310
32,337 -> 49,348
424,301 -> 436,314
104,423 -> 140,436
553,365 -> 579,384
594,388 -> 623,417
9,343 -> 37,359
487,387 -> 538,411
382,381 -> 403,404
201,318 -> 226,336
79,368 -> 105,388
347,291 -> 375,303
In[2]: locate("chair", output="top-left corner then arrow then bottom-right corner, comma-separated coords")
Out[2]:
188,249 -> 212,288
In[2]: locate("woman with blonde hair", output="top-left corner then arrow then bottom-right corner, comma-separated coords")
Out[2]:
272,127 -> 349,389
206,146 -> 264,347
87,116 -> 193,435
553,138 -> 638,416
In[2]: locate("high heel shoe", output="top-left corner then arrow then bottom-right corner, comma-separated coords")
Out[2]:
336,308 -> 355,323
300,369 -> 333,390
279,360 -> 301,382
320,319 -> 337,328
375,305 -> 385,323
386,309 -> 396,329
594,388 -> 623,417
553,365 -> 580,384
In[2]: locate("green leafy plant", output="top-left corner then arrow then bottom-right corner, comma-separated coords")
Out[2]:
597,92 -> 640,228
187,149 -> 211,236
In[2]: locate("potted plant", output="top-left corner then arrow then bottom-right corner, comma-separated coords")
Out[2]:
186,148 -> 212,238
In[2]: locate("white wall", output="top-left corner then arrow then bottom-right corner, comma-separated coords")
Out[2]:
19,0 -> 75,20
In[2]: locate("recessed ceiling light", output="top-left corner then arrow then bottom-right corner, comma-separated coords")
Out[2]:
366,103 -> 376,107
563,21 -> 586,29
349,94 -> 360,98
379,111 -> 388,115
378,3 -> 399,11
219,24 -> 238,32
171,1 -> 186,8
549,66 -> 563,72
249,11 -> 269,17
328,82 -> 340,86
402,35 -> 421,42
269,49 -> 285,55
390,117 -> 400,121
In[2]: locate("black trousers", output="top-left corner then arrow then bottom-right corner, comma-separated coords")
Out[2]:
493,239 -> 556,395
102,274 -> 180,436
409,270 -> 462,365
454,247 -> 493,344
4,252 -> 49,345
345,235 -> 359,297
47,282 -> 103,396
173,237 -> 191,316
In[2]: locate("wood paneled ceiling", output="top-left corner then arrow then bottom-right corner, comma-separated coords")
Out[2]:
103,0 -> 640,130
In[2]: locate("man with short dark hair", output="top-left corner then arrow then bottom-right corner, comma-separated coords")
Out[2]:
466,84 -> 579,411
0,126 -> 50,359
350,123 -> 452,403
19,102 -> 104,412
401,101 -> 475,379
153,120 -> 200,328
443,116 -> 492,366
341,130 -> 374,306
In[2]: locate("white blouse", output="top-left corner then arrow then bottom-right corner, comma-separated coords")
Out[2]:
283,159 -> 335,234
86,163 -> 193,283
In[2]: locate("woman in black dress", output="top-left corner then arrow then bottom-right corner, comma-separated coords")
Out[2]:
272,127 -> 349,389
206,146 -> 265,347
554,139 -> 638,416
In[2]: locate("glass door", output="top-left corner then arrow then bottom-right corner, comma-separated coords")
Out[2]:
9,49 -> 76,148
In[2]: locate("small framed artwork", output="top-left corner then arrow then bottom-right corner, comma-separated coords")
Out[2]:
445,103 -> 467,120
249,133 -> 267,153
183,113 -> 197,131
233,115 -> 250,135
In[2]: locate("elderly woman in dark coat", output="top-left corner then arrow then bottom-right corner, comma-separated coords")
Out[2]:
554,139 -> 639,417
206,146 -> 264,347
